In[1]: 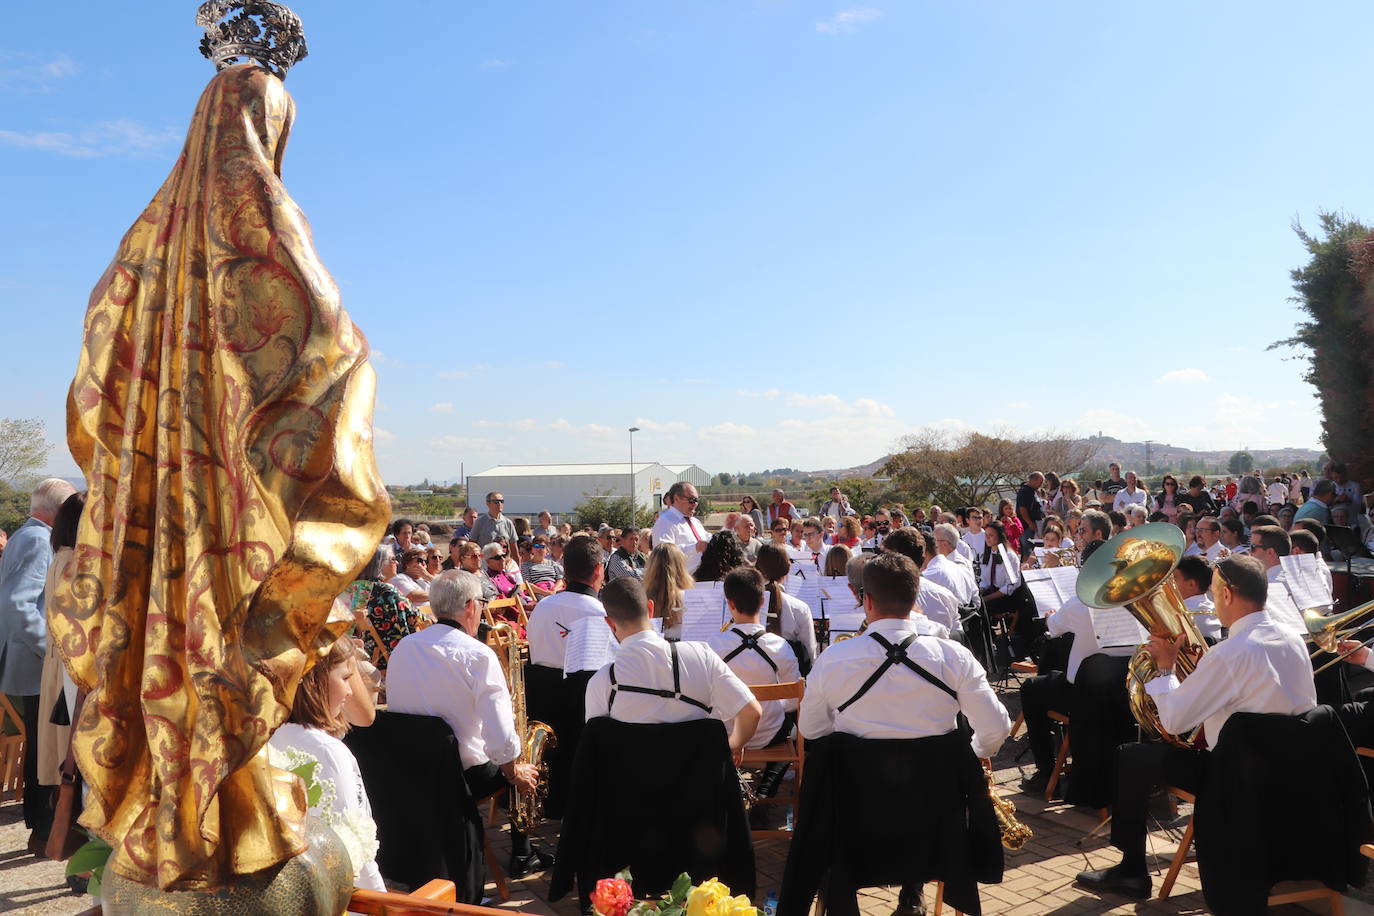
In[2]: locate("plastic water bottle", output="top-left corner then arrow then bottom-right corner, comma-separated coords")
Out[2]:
763,890 -> 778,916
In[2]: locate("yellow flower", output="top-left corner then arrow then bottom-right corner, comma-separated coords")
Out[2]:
686,879 -> 731,916
718,894 -> 757,916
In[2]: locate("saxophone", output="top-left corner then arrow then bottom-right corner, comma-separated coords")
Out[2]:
491,622 -> 557,831
987,768 -> 1032,850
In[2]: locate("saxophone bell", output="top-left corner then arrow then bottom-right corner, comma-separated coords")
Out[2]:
490,622 -> 557,832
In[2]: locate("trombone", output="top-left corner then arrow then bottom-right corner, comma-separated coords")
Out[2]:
1305,597 -> 1374,675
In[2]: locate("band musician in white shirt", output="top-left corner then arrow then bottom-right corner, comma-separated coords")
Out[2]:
650,482 -> 710,574
1075,555 -> 1316,900
385,569 -> 551,877
586,578 -> 763,764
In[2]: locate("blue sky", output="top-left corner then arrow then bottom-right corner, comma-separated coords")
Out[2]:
2,2 -> 1363,484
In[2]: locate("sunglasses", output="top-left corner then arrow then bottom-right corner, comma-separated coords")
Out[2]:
489,553 -> 507,560
531,543 -> 548,549
488,498 -> 505,503
682,496 -> 700,504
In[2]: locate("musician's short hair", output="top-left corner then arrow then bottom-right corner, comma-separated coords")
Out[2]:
1215,555 -> 1267,605
846,552 -> 870,594
723,567 -> 766,617
1251,525 -> 1291,556
919,529 -> 937,559
602,576 -> 650,625
1250,514 -> 1280,528
862,552 -> 921,618
562,535 -> 603,583
1175,555 -> 1213,593
933,523 -> 960,548
430,569 -> 482,621
1290,530 -> 1321,555
1082,509 -> 1111,541
882,526 -> 926,567
1293,518 -> 1326,543
802,516 -> 823,534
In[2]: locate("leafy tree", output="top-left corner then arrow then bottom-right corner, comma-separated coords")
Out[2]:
0,418 -> 51,485
1275,212 -> 1374,486
0,481 -> 29,533
572,492 -> 638,530
882,427 -> 1100,510
1227,451 -> 1255,476
417,495 -> 456,517
715,472 -> 732,486
803,478 -> 901,516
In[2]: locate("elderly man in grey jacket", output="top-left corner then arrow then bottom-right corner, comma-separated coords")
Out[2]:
0,477 -> 75,851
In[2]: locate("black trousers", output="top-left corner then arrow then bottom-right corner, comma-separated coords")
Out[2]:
1021,672 -> 1072,774
1064,654 -> 1135,810
1108,742 -> 1205,867
464,761 -> 531,856
17,695 -> 53,838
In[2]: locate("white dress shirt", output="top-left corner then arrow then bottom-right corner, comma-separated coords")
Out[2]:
650,507 -> 707,573
768,589 -> 818,664
914,578 -> 961,636
906,612 -> 950,640
526,586 -> 604,669
924,554 -> 977,605
1203,541 -> 1227,561
1185,593 -> 1222,642
1144,610 -> 1316,748
385,622 -> 521,770
799,616 -> 1011,759
1113,487 -> 1148,511
707,623 -> 800,749
1046,597 -> 1135,683
584,629 -> 755,724
962,530 -> 987,558
954,539 -> 975,564
1262,565 -> 1310,636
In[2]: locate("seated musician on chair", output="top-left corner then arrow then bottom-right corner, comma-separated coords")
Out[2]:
384,569 -> 552,878
1076,555 -> 1316,900
586,578 -> 762,758
797,552 -> 1012,916
708,567 -> 801,796
1017,536 -> 1130,799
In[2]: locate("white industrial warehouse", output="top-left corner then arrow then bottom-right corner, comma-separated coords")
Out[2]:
465,463 -> 710,515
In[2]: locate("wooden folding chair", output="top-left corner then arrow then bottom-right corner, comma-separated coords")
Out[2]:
350,878 -> 521,915
741,680 -> 805,839
1044,710 -> 1071,802
1159,785 -> 1346,913
356,616 -> 392,669
816,881 -> 960,916
0,694 -> 26,803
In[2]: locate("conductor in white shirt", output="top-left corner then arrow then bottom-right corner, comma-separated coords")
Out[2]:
385,569 -> 550,876
650,482 -> 710,574
586,578 -> 763,764
1076,555 -> 1316,900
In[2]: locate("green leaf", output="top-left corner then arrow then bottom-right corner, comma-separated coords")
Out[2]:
87,869 -> 102,899
670,873 -> 692,905
66,839 -> 113,877
615,867 -> 633,883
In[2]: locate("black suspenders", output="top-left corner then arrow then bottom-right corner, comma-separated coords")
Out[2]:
608,641 -> 713,714
721,628 -> 779,673
837,631 -> 958,713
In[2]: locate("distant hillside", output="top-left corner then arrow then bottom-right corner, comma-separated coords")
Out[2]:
806,436 -> 1324,479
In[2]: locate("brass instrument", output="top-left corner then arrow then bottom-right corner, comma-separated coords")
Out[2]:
1306,597 -> 1374,674
738,769 -> 759,810
491,622 -> 556,831
1044,547 -> 1079,569
1076,523 -> 1206,749
987,768 -> 1032,850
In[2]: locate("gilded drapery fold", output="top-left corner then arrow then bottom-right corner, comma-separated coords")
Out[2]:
51,63 -> 388,890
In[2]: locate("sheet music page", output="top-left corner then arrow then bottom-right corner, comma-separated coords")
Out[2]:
784,573 -> 824,620
827,611 -> 866,637
1091,607 -> 1149,650
1281,553 -> 1333,610
817,576 -> 856,617
998,544 -> 1022,587
1022,569 -> 1062,617
563,616 -> 617,676
679,582 -> 726,643
1048,566 -> 1081,605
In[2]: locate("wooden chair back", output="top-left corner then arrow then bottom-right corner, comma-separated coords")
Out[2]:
0,695 -> 23,803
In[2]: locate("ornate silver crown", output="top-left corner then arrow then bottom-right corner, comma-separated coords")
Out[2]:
197,1 -> 308,79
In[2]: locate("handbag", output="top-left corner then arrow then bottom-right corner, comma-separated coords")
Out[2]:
45,690 -> 86,861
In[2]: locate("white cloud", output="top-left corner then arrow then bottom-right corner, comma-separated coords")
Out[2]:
816,8 -> 884,34
1156,368 -> 1210,384
699,422 -> 756,441
1004,401 -> 1032,410
374,427 -> 396,442
1072,408 -> 1152,438
633,418 -> 690,433
736,388 -> 781,400
437,369 -> 468,379
544,360 -> 564,369
430,435 -> 498,452
429,402 -> 454,414
784,392 -> 895,417
0,119 -> 180,158
41,55 -> 79,79
0,54 -> 80,92
547,419 -> 614,437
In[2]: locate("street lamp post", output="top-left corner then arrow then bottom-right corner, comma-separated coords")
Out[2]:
628,427 -> 640,528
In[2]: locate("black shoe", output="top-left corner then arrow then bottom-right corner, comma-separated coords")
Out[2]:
507,845 -> 554,879
1019,772 -> 1049,796
890,899 -> 926,916
1075,864 -> 1150,899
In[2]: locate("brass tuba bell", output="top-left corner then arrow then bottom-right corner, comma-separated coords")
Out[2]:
1076,523 -> 1207,748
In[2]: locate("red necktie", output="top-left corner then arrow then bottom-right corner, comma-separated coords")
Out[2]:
686,516 -> 706,544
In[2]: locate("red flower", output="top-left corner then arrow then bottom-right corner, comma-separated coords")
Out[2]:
591,877 -> 635,916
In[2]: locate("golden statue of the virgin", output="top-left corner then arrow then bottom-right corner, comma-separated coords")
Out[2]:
50,1 -> 389,895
